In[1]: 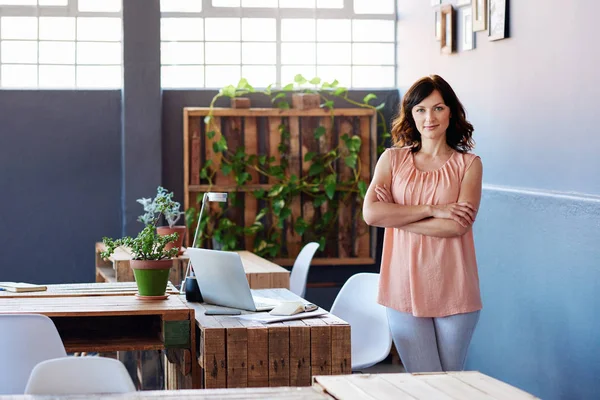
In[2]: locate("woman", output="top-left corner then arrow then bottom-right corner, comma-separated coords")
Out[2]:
362,74 -> 483,373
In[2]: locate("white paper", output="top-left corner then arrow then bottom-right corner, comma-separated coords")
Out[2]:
233,308 -> 328,324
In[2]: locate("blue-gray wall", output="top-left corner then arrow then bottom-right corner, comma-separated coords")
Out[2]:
397,1 -> 600,399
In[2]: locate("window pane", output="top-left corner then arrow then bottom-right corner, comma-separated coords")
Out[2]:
205,65 -> 241,88
39,17 -> 75,40
279,0 -> 314,7
38,0 -> 68,5
242,18 -> 275,41
77,42 -> 122,65
78,0 -> 121,12
161,0 -> 202,12
281,65 -> 315,85
39,41 -> 76,64
353,20 -> 394,42
205,18 -> 240,41
77,65 -> 121,88
354,0 -> 394,14
242,65 -> 275,87
1,41 -> 37,63
39,65 -> 75,88
205,42 -> 240,64
161,18 -> 203,41
352,66 -> 394,88
281,43 -> 315,65
1,17 -> 37,40
281,19 -> 315,42
77,18 -> 122,41
1,65 -> 37,88
317,66 -> 350,87
317,43 -> 350,65
352,43 -> 394,65
161,42 -> 203,64
317,19 -> 351,42
242,0 -> 277,6
317,0 -> 342,7
242,42 -> 275,64
212,0 -> 239,6
162,65 -> 203,88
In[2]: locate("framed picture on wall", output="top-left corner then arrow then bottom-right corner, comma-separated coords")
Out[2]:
435,10 -> 442,41
472,0 -> 487,32
489,0 -> 509,40
462,7 -> 474,50
440,4 -> 454,54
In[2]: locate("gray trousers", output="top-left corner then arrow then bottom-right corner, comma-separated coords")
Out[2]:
386,308 -> 480,373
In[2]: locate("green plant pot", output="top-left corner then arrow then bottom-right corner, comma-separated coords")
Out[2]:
131,259 -> 172,297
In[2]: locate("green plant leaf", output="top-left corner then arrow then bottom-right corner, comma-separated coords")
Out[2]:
258,155 -> 267,165
221,84 -> 236,98
321,100 -> 334,110
313,195 -> 327,207
253,190 -> 266,200
375,102 -> 386,111
282,83 -> 294,91
333,87 -> 347,96
280,208 -> 292,220
200,168 -> 208,179
344,154 -> 357,169
308,163 -> 325,177
357,180 -> 368,199
268,184 -> 284,197
236,172 -> 251,185
309,77 -> 321,85
314,126 -> 326,140
277,101 -> 290,110
204,115 -> 213,125
363,93 -> 377,104
294,74 -> 307,84
271,92 -> 287,102
221,163 -> 232,176
304,151 -> 317,162
294,217 -> 309,236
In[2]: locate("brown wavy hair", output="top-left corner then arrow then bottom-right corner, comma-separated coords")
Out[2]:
390,75 -> 474,153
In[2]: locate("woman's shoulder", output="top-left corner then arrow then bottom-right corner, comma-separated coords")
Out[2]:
453,151 -> 481,171
383,146 -> 412,171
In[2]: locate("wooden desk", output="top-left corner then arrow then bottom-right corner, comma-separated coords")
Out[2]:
187,289 -> 351,389
95,243 -> 290,289
313,371 -> 540,399
0,290 -> 199,390
0,386 -> 331,400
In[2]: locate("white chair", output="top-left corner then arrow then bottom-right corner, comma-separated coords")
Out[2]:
289,242 -> 319,298
330,273 -> 392,371
0,314 -> 67,394
25,356 -> 136,394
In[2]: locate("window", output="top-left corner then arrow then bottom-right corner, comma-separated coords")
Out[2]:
160,0 -> 396,89
0,0 -> 122,89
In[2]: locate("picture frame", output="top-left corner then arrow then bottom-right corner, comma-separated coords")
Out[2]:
461,7 -> 474,51
440,4 -> 454,55
489,0 -> 509,41
435,10 -> 442,41
472,0 -> 487,32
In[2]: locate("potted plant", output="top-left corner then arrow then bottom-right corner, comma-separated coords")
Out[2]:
101,225 -> 179,298
138,186 -> 186,255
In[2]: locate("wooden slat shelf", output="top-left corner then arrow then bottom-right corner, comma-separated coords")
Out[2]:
96,265 -> 116,282
273,257 -> 375,267
185,107 -> 376,117
63,337 -> 164,353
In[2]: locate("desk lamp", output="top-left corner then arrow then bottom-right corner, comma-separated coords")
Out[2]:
182,192 -> 228,300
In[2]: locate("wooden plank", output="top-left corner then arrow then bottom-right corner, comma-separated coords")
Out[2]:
377,373 -> 457,399
225,326 -> 248,388
184,109 -> 191,211
337,117 -> 354,259
414,373 -> 498,399
205,116 -> 223,184
284,320 -> 311,387
447,371 -> 541,400
239,321 -> 269,388
287,116 -> 302,257
304,319 -> 331,376
268,324 -> 290,387
329,323 -> 351,375
0,281 -> 179,298
313,375 -> 376,400
357,116 -> 371,258
190,116 -> 202,185
272,257 -> 375,267
244,117 -> 259,250
186,107 -> 376,117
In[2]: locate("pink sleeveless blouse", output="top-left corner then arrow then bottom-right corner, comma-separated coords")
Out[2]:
377,147 -> 482,317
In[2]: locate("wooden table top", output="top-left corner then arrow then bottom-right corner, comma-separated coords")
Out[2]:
0,293 -> 190,317
0,386 -> 330,399
0,282 -> 180,298
313,371 -> 540,400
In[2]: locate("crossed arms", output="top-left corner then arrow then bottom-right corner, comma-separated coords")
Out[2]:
362,150 -> 483,238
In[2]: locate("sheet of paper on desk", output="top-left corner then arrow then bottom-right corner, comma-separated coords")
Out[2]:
234,308 -> 328,324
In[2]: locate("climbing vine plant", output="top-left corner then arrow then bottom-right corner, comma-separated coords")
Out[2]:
185,74 -> 391,258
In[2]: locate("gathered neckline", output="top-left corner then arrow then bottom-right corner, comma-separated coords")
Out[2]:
410,150 -> 456,173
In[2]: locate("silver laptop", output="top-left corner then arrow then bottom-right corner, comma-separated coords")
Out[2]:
186,248 -> 279,312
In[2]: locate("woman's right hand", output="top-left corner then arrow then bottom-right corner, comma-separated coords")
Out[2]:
430,202 -> 477,227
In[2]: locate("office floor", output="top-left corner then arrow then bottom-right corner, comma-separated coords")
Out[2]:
356,354 -> 406,374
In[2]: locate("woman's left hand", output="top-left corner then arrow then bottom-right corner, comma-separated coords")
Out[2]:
375,184 -> 393,203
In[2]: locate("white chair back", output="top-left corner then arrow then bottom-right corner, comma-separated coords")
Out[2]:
25,356 -> 136,394
0,314 -> 67,394
330,273 -> 392,371
289,242 -> 319,297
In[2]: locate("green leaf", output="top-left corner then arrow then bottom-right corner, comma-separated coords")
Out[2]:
294,74 -> 307,84
204,115 -> 213,125
321,100 -> 334,110
314,126 -> 326,140
272,92 -> 287,102
255,207 -> 269,221
308,163 -> 325,177
200,168 -> 208,179
330,79 -> 339,87
282,83 -> 294,91
363,93 -> 377,104
325,182 -> 336,200
280,208 -> 292,220
344,154 -> 357,169
236,172 -> 251,185
253,190 -> 266,200
206,130 -> 215,140
304,151 -> 317,162
309,77 -> 321,85
237,77 -> 249,89
277,101 -> 290,110
220,84 -> 237,98
375,102 -> 386,111
357,180 -> 368,199
258,155 -> 267,165
273,199 -> 285,213
294,217 -> 309,236
268,184 -> 284,197
221,163 -> 232,176
333,87 -> 347,96
313,195 -> 327,207
381,132 -> 391,139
